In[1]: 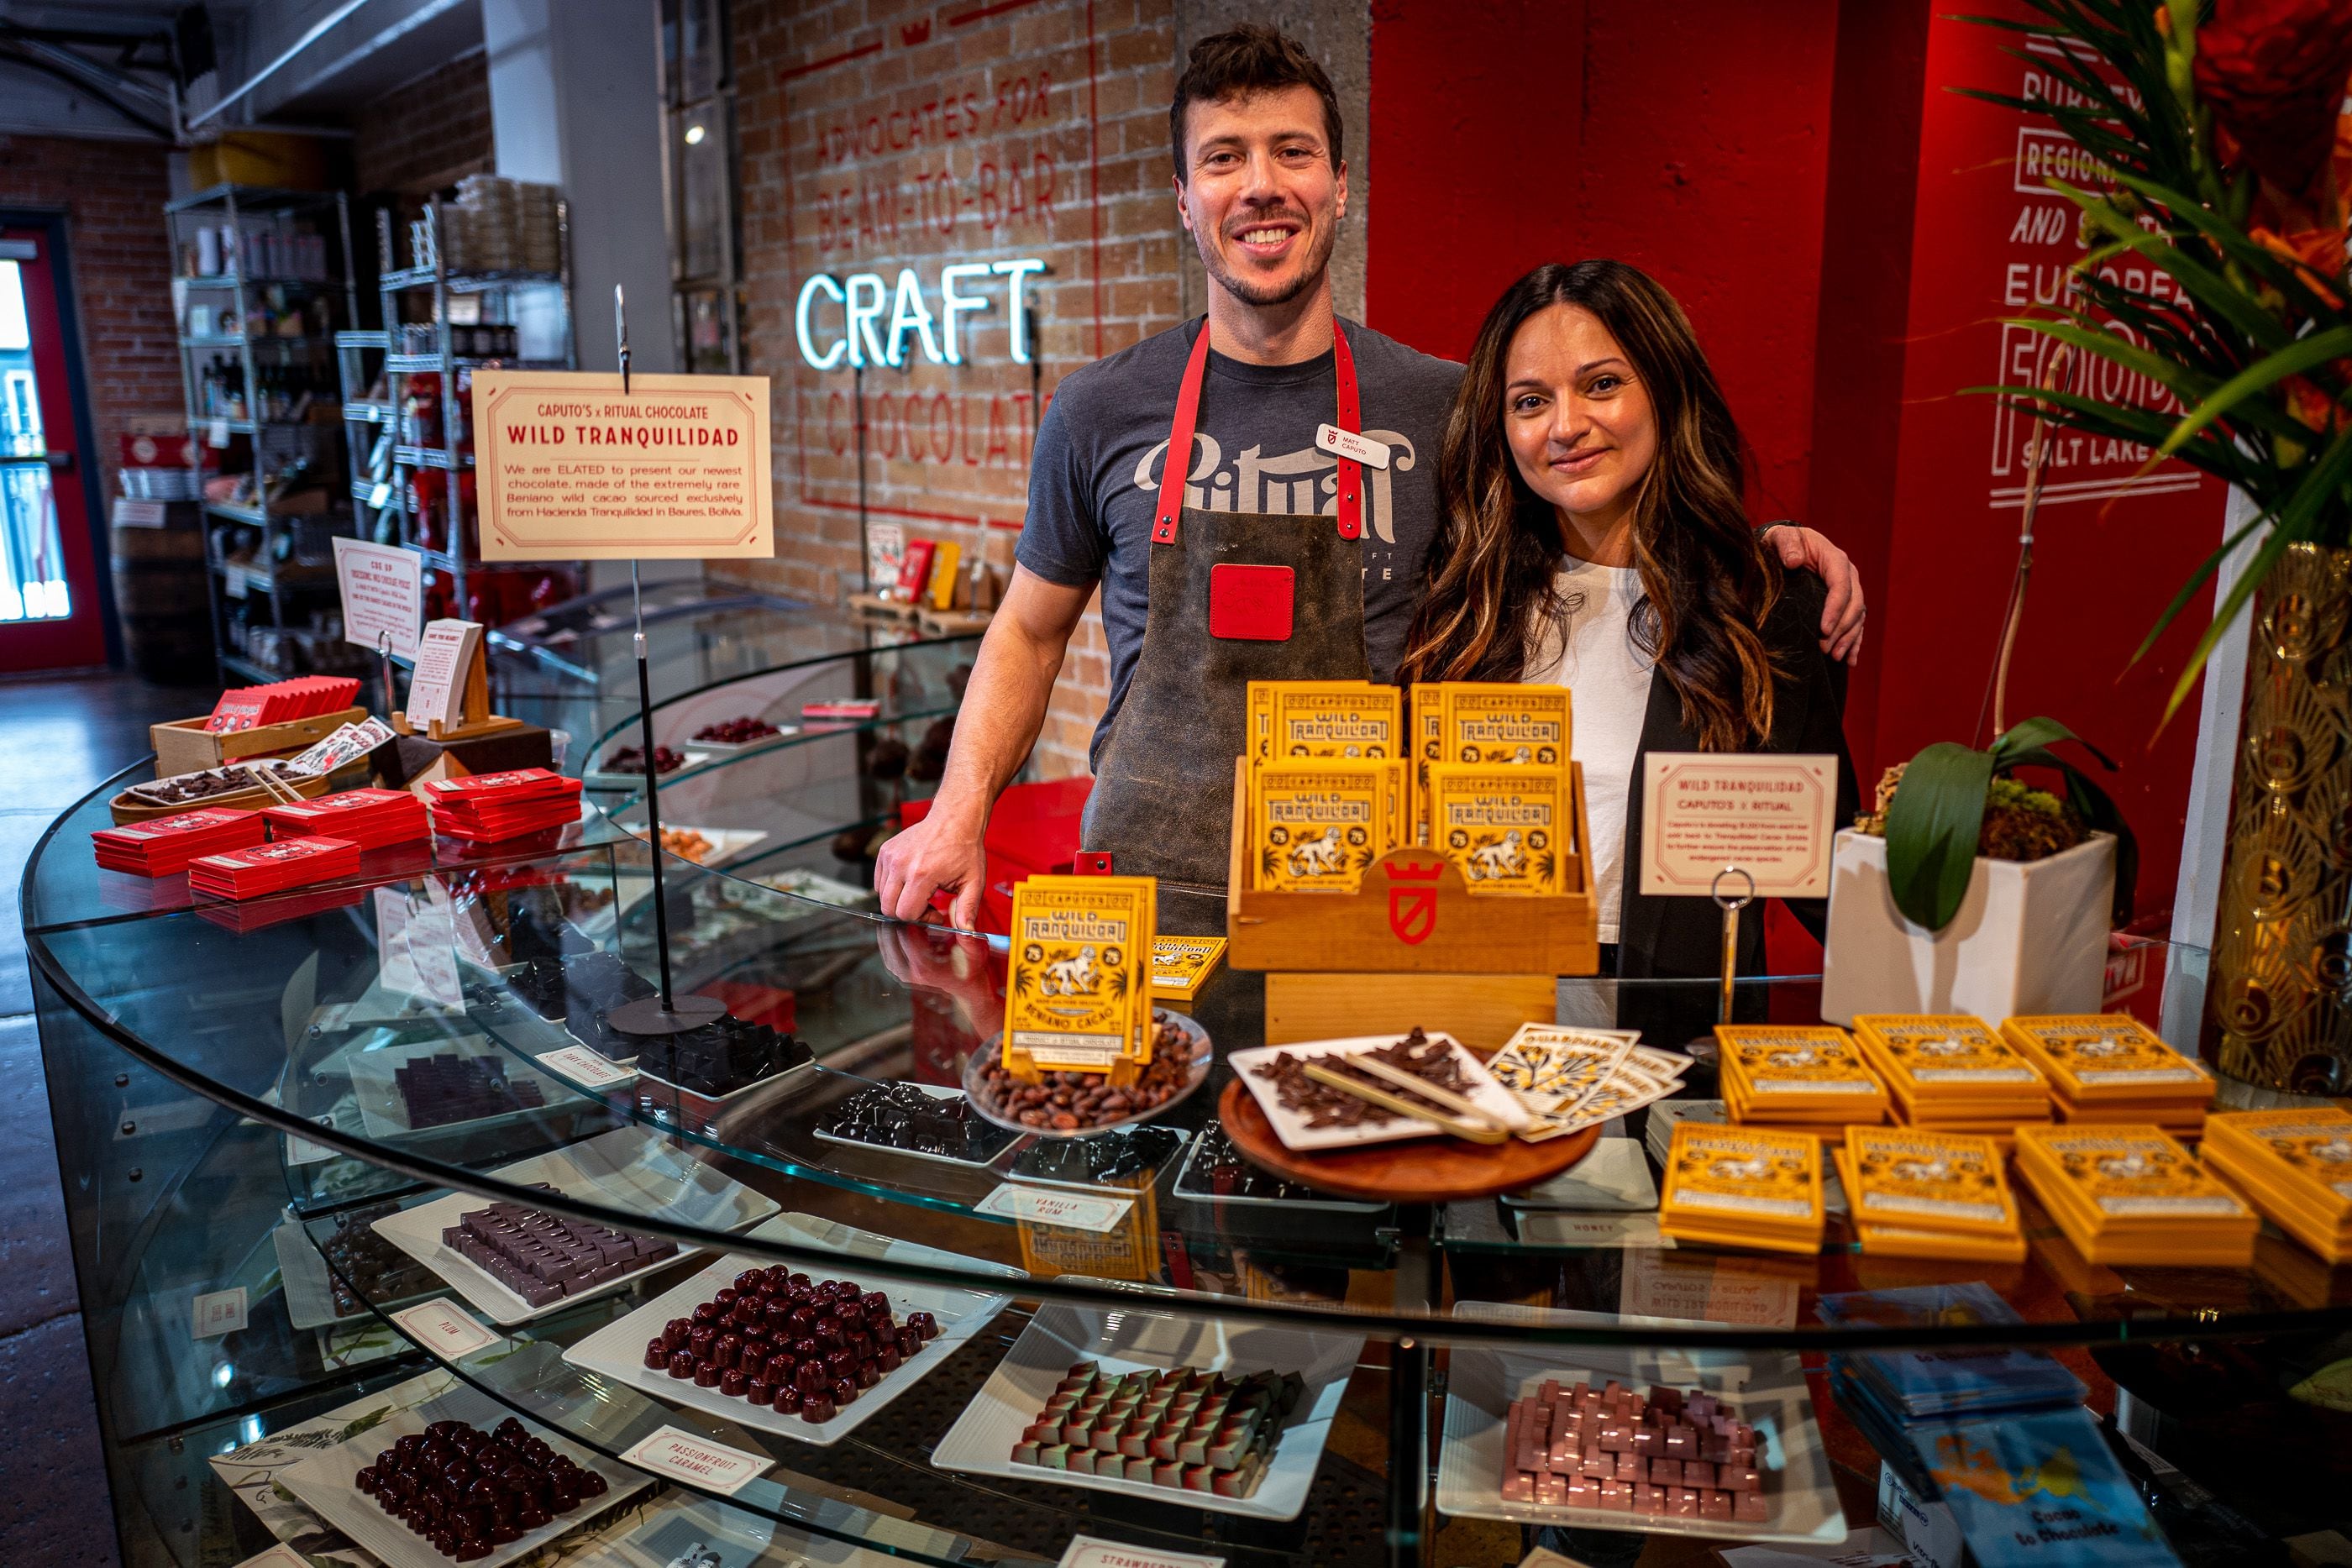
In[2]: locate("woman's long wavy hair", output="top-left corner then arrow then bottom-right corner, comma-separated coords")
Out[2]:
1399,260 -> 1782,752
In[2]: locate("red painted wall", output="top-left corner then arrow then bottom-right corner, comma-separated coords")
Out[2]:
1368,0 -> 2223,934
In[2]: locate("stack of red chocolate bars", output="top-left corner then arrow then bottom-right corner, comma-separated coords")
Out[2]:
187,836 -> 364,899
203,676 -> 362,733
261,787 -> 429,850
92,807 -> 268,877
424,768 -> 584,842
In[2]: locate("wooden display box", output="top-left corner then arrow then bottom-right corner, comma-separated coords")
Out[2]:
151,705 -> 370,777
1224,756 -> 1600,976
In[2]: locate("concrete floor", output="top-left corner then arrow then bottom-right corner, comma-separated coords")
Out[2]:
2,669 -> 216,1568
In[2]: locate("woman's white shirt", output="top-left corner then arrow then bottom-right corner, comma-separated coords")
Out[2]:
1526,554 -> 1655,943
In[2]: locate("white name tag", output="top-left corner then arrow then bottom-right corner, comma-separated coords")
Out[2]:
621,1425 -> 773,1495
391,1297 -> 502,1362
1315,422 -> 1389,469
975,1183 -> 1133,1233
537,1044 -> 637,1088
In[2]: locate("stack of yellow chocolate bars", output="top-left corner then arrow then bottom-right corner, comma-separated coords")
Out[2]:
1850,1015 -> 2051,1144
1714,1025 -> 1889,1141
1409,680 -> 1574,895
1997,1015 -> 2213,1136
1658,1122 -> 1826,1256
2012,1124 -> 2257,1266
1832,1125 -> 2027,1262
1245,680 -> 1408,894
2200,1108 -> 2352,1264
1245,679 -> 1578,897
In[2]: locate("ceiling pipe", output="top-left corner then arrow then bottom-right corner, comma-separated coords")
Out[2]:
184,0 -> 375,131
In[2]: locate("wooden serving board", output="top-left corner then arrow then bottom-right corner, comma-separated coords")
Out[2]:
1216,1079 -> 1599,1204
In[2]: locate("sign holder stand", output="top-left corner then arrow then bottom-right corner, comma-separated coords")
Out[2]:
1710,866 -> 1756,1024
375,629 -> 396,721
602,286 -> 723,1040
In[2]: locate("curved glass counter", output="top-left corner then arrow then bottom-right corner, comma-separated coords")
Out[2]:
26,750 -> 2341,1565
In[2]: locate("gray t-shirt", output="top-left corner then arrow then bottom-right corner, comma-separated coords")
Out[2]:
1017,315 -> 1462,765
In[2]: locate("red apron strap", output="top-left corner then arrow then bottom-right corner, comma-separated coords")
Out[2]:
1152,326 -> 1215,544
1152,317 -> 1365,545
1331,321 -> 1363,542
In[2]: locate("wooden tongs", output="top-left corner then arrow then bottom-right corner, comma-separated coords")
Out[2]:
1301,1057 -> 1509,1145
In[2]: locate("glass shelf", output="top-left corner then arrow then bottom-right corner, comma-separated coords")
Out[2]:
26,658 -> 2336,1564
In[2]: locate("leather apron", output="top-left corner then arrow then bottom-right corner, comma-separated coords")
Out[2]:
1083,320 -> 1372,934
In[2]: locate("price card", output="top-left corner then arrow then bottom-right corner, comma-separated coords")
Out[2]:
974,1183 -> 1133,1233
619,1426 -> 773,1495
1638,753 -> 1840,899
192,1286 -> 249,1339
536,1044 -> 636,1088
1060,1536 -> 1227,1568
332,538 -> 424,663
1511,1213 -> 1672,1250
391,1297 -> 502,1363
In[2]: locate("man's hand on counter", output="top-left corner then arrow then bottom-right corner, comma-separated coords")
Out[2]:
1767,523 -> 1867,666
874,800 -> 990,929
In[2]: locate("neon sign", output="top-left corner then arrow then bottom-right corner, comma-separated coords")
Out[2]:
795,259 -> 1045,370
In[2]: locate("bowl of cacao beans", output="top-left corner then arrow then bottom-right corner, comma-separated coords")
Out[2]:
962,1010 -> 1212,1137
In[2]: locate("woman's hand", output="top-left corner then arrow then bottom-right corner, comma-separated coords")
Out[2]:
1766,524 -> 1866,665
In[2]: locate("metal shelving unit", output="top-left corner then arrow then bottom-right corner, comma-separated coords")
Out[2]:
164,183 -> 360,681
336,197 -> 578,625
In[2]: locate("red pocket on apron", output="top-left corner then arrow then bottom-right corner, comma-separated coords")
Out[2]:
1207,563 -> 1295,642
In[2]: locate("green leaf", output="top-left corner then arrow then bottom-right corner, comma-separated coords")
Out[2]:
2059,186 -> 2295,353
1883,742 -> 1999,931
2106,167 -> 2350,327
1992,716 -> 2114,770
2003,744 -> 2139,922
2159,328 -> 2352,458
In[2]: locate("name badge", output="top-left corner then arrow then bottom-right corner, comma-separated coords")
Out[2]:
1315,423 -> 1389,469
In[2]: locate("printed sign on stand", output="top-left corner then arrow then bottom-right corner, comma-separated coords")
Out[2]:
331,538 -> 424,663
403,619 -> 482,731
1638,753 -> 1840,899
471,370 -> 774,560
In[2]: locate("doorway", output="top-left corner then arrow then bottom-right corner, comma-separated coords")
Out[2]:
0,213 -> 113,672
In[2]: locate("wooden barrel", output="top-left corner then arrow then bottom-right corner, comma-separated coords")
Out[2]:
109,513 -> 212,679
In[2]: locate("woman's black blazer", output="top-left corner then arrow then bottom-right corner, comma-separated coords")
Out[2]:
1613,569 -> 1859,984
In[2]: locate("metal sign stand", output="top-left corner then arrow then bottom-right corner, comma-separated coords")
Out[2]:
602,285 -> 722,1040
1711,866 -> 1756,1025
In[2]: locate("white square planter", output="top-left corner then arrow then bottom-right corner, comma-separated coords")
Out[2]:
1819,828 -> 2114,1026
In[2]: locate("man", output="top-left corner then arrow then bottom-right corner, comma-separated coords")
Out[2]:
877,25 -> 1863,931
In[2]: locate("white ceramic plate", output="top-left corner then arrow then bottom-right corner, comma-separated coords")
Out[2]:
930,1303 -> 1362,1521
585,750 -> 715,789
276,1383 -> 650,1568
1226,1032 -> 1526,1151
1434,1301 -> 1846,1546
562,1213 -> 1019,1446
620,823 -> 772,867
348,1040 -> 568,1141
811,1083 -> 1027,1171
370,1127 -> 777,1325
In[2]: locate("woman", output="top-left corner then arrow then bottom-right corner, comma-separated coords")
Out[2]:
1399,260 -> 1856,983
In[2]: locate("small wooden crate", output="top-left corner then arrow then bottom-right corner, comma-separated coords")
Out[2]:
1224,756 -> 1600,976
151,706 -> 370,777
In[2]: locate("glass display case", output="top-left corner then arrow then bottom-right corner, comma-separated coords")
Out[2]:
27,684 -> 2349,1565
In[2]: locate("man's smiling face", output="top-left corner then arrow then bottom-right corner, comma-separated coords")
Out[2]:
1175,84 -> 1346,309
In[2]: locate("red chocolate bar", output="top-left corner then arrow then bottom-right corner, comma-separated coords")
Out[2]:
188,835 -> 362,899
93,807 -> 268,876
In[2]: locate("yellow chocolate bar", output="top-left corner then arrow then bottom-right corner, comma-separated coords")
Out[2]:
1427,762 -> 1567,895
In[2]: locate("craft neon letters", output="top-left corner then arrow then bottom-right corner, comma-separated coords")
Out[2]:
795,258 -> 1045,369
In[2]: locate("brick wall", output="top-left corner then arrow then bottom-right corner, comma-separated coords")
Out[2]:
0,135 -> 180,506
723,0 -> 1186,779
354,50 -> 496,197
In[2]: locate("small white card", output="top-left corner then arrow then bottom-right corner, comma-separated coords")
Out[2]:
620,1426 -> 773,1495
1639,752 -> 1840,899
403,617 -> 481,729
368,480 -> 393,510
207,417 -> 231,448
537,1044 -> 636,1088
233,1545 -> 314,1568
391,1297 -> 502,1363
974,1183 -> 1133,1233
1511,1212 -> 1672,1250
193,1286 -> 249,1339
1060,1535 -> 1228,1568
1315,422 -> 1390,469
